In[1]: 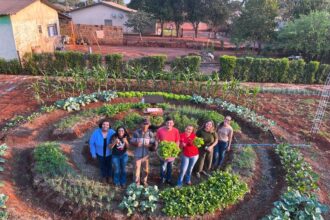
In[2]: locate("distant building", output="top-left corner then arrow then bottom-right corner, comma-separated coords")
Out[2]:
69,1 -> 137,33
0,0 -> 60,60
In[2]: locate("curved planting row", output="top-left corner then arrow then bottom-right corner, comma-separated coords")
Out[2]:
263,144 -> 328,219
0,144 -> 8,219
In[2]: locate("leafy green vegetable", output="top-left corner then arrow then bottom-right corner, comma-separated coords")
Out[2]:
158,141 -> 181,159
193,137 -> 204,148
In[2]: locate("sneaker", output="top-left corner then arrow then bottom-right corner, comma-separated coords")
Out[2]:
196,172 -> 201,179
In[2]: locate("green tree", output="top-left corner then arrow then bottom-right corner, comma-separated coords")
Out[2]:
275,11 -> 330,61
279,0 -> 330,20
169,0 -> 185,37
145,0 -> 172,37
205,0 -> 231,38
125,10 -> 155,40
185,0 -> 207,38
231,0 -> 279,53
127,0 -> 146,9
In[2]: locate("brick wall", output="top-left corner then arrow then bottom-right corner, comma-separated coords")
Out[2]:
60,22 -> 123,45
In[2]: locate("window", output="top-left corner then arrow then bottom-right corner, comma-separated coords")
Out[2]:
38,25 -> 42,34
104,19 -> 112,26
47,24 -> 58,37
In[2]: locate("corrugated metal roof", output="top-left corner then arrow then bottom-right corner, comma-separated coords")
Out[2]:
70,1 -> 136,14
0,0 -> 36,15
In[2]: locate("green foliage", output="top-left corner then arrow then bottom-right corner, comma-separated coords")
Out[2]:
119,183 -> 159,216
303,61 -> 320,84
263,190 -> 328,220
160,171 -> 248,217
66,51 -> 86,69
287,59 -> 306,83
235,57 -> 254,81
275,11 -> 330,61
122,112 -> 144,130
33,142 -> 71,176
125,10 -> 155,40
231,0 -> 279,51
171,56 -> 201,73
0,58 -> 22,74
315,64 -> 330,84
130,55 -> 167,73
0,194 -> 8,219
275,144 -> 319,194
193,137 -> 204,148
105,53 -> 123,73
55,93 -> 100,112
230,146 -> 257,178
219,55 -> 237,80
169,112 -> 198,132
55,110 -> 96,130
158,141 -> 181,159
150,116 -> 164,127
98,103 -> 132,117
46,174 -> 114,212
86,53 -> 102,68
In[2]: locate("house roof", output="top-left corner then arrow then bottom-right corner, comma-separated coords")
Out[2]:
0,0 -> 58,15
70,1 -> 137,14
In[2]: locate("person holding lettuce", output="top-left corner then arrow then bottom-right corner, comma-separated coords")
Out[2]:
177,125 -> 199,187
156,116 -> 180,185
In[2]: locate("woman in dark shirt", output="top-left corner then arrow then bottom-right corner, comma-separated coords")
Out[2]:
109,126 -> 129,187
195,120 -> 218,178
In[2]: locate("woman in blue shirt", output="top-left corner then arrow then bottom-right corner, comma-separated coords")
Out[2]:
89,119 -> 115,183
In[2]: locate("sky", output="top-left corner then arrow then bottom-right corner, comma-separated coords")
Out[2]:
124,0 -> 130,4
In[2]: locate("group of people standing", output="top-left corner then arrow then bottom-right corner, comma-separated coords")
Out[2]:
89,115 -> 233,188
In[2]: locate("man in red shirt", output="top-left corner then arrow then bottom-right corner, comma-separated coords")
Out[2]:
156,117 -> 180,184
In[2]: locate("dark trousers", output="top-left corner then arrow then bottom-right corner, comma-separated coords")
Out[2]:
213,141 -> 228,168
97,154 -> 112,178
160,160 -> 173,181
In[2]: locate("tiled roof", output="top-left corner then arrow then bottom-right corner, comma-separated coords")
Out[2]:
70,1 -> 136,14
0,0 -> 59,15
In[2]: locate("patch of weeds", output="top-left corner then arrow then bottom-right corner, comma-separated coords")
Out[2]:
231,146 -> 257,178
56,110 -> 97,130
301,98 -> 315,105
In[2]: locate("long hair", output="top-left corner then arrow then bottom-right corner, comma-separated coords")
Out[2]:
113,126 -> 130,140
202,120 -> 215,132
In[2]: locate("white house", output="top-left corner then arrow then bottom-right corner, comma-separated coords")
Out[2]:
69,1 -> 136,33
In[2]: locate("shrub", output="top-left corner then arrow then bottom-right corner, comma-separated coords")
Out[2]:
315,64 -> 330,84
66,51 -> 86,69
105,53 -> 123,73
130,55 -> 167,73
271,58 -> 289,83
250,58 -> 270,82
219,55 -> 237,80
160,171 -> 248,217
87,53 -> 102,68
0,58 -> 21,74
303,61 -> 319,84
287,59 -> 306,83
33,142 -> 71,176
54,51 -> 68,71
23,53 -> 55,74
235,57 -> 253,81
171,56 -> 201,73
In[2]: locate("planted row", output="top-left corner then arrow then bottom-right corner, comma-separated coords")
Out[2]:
160,171 -> 248,217
0,144 -> 8,219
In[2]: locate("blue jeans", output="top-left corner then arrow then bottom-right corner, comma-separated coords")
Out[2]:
213,141 -> 228,168
112,153 -> 128,185
177,155 -> 199,186
97,154 -> 112,178
160,160 -> 173,182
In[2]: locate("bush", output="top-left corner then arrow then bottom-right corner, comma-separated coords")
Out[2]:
270,58 -> 289,83
303,61 -> 319,84
33,142 -> 71,176
171,56 -> 201,73
54,51 -> 68,72
287,59 -> 306,83
87,53 -> 102,68
0,58 -> 22,74
129,55 -> 167,73
250,58 -> 270,82
315,64 -> 330,84
66,51 -> 86,69
23,53 -> 55,74
235,57 -> 253,81
219,55 -> 237,80
105,53 -> 123,73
